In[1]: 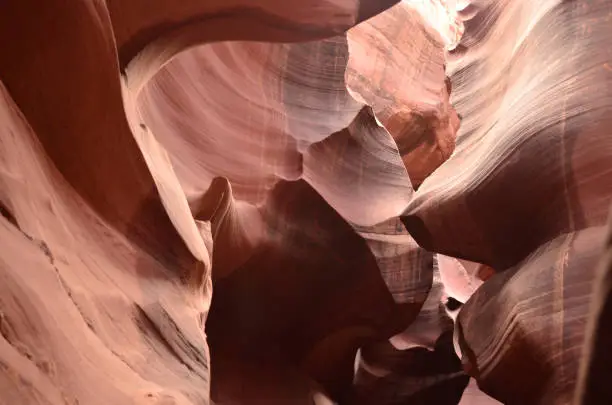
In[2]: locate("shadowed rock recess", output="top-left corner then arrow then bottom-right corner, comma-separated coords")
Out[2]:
0,0 -> 610,404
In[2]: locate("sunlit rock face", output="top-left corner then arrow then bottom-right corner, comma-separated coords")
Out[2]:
402,0 -> 612,404
0,0 -> 611,405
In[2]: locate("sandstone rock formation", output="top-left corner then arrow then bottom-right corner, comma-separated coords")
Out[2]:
0,0 -> 610,404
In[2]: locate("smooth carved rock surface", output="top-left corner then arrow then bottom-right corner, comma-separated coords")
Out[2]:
1,0 -> 611,404
575,209 -> 612,405
402,1 -> 612,403
402,0 -> 612,268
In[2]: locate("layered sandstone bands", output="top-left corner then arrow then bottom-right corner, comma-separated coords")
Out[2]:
0,0 -> 610,404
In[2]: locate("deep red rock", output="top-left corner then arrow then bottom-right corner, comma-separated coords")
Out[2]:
1,0 -> 610,404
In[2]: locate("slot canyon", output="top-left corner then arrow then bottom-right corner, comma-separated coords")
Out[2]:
0,0 -> 611,404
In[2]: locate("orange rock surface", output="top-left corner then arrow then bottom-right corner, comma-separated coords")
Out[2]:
0,0 -> 610,404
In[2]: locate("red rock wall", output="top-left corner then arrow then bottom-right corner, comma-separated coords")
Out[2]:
0,0 -> 610,404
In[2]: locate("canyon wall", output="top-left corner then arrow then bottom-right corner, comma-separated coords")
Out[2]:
0,0 -> 610,404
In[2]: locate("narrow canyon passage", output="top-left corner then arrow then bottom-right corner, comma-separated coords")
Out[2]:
0,0 -> 611,404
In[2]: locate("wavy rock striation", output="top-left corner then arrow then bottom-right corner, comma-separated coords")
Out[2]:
0,0 -> 610,404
